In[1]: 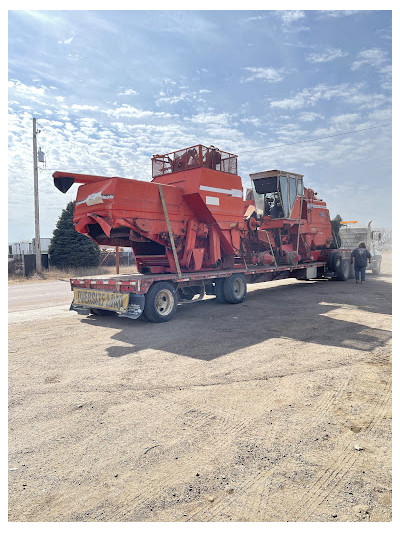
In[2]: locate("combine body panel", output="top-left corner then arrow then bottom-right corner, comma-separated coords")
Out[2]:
53,144 -> 352,322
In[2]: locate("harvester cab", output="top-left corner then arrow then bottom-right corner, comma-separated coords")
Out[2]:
249,170 -> 304,219
246,169 -> 334,266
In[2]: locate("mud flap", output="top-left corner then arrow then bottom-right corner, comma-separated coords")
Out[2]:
70,301 -> 91,314
118,294 -> 145,320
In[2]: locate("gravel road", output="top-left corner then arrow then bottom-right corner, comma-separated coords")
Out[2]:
8,255 -> 392,522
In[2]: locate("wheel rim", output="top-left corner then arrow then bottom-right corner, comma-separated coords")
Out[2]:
233,278 -> 245,299
155,289 -> 175,316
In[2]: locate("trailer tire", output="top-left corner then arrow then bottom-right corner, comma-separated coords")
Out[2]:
336,258 -> 350,281
214,278 -> 227,303
327,250 -> 342,272
223,273 -> 247,304
144,282 -> 178,323
90,308 -> 116,316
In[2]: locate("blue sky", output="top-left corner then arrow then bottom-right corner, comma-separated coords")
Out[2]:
8,9 -> 392,243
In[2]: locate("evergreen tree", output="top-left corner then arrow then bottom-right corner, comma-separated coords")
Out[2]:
48,202 -> 100,269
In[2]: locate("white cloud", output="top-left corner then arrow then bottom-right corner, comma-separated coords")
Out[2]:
297,112 -> 324,122
240,117 -> 261,127
242,67 -> 288,83
351,48 -> 388,70
305,48 -> 348,63
322,10 -> 359,18
57,36 -> 74,45
104,104 -> 173,119
119,89 -> 139,96
351,49 -> 392,91
277,10 -> 309,32
270,83 -> 388,110
8,80 -> 46,101
188,112 -> 232,126
281,11 -> 305,24
157,95 -> 188,105
71,104 -> 99,112
331,113 -> 359,124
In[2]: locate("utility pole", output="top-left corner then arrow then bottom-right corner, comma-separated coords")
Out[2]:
33,117 -> 42,273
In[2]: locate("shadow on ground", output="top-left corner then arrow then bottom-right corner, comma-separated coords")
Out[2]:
79,272 -> 392,361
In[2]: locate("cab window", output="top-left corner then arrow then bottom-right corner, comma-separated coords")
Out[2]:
279,176 -> 290,218
289,177 -> 297,212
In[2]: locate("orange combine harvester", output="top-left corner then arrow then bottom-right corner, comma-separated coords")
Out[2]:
54,144 -> 334,274
53,144 -> 352,322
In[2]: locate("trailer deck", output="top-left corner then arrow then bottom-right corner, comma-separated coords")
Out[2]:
69,261 -> 330,322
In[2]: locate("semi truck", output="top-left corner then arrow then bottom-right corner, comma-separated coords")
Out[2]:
339,221 -> 382,275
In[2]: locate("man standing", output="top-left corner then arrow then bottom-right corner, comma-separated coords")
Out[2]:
351,242 -> 372,284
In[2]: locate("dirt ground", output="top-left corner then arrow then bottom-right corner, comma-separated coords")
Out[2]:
8,254 -> 392,522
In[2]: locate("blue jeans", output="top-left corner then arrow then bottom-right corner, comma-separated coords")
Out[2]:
354,265 -> 366,282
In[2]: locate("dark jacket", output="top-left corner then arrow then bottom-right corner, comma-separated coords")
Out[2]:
351,247 -> 371,268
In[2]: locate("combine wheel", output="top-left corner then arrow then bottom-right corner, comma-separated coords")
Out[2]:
223,273 -> 247,304
144,281 -> 178,323
214,278 -> 227,303
336,258 -> 350,281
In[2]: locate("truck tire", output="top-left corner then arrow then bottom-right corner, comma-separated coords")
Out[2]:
214,278 -> 227,303
372,261 -> 381,275
223,273 -> 247,304
90,308 -> 116,316
348,262 -> 355,279
144,282 -> 178,323
327,250 -> 342,272
336,258 -> 350,281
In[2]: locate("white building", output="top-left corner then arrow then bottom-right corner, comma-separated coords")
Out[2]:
9,238 -> 51,255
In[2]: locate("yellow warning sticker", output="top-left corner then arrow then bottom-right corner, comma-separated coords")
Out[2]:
73,288 -> 129,311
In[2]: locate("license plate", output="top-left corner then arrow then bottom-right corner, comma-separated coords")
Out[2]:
73,288 -> 129,311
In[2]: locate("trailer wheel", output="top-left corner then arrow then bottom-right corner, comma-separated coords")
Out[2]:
214,278 -> 227,303
223,273 -> 247,304
336,258 -> 350,281
144,282 -> 178,323
90,308 -> 116,316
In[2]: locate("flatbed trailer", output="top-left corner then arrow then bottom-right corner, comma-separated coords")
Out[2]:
70,251 -> 352,323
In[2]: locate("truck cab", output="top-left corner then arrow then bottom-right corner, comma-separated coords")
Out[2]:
339,221 -> 382,274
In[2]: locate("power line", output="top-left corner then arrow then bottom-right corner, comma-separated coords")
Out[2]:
40,122 -> 392,173
240,123 -> 392,154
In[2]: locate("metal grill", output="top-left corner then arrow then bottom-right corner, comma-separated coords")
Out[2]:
151,145 -> 238,178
